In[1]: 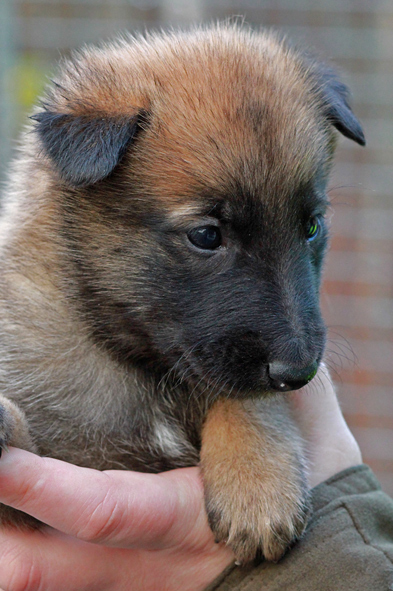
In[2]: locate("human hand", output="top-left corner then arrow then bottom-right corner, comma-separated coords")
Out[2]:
0,454 -> 233,591
0,366 -> 362,591
290,363 -> 362,488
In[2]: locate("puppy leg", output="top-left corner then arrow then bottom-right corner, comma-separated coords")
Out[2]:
0,395 -> 37,454
0,394 -> 40,528
201,397 -> 309,563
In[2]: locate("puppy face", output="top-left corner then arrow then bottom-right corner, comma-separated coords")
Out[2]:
33,25 -> 364,399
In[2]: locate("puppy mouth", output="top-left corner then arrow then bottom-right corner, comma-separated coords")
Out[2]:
168,335 -> 324,399
172,345 -> 322,401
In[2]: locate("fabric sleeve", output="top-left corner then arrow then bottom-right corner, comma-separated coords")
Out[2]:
204,464 -> 393,591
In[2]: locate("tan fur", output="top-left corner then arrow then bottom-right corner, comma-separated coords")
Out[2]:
201,397 -> 307,562
0,24 -> 363,562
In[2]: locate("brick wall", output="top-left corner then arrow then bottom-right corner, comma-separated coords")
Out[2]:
4,0 -> 393,493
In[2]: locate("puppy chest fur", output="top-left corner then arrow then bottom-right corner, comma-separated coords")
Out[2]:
0,24 -> 364,560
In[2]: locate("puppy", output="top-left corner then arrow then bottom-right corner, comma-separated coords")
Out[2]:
0,24 -> 364,563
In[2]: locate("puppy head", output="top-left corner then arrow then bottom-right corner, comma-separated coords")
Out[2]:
32,25 -> 364,398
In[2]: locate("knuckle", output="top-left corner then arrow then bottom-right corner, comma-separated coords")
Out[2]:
76,487 -> 127,544
11,474 -> 48,513
3,546 -> 42,591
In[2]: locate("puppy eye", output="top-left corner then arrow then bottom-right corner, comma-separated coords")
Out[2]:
187,225 -> 222,250
305,216 -> 321,242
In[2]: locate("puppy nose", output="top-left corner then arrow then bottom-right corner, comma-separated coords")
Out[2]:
268,360 -> 318,392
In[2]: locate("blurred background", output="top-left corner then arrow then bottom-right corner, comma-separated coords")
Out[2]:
1,0 -> 392,493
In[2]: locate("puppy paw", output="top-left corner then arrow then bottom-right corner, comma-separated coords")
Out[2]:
201,397 -> 310,564
0,397 -> 41,529
0,402 -> 16,456
0,395 -> 37,454
205,473 -> 309,563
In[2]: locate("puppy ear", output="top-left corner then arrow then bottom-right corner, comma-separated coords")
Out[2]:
312,64 -> 365,146
32,110 -> 147,187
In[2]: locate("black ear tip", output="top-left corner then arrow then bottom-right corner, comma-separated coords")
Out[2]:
334,116 -> 366,146
326,99 -> 366,147
356,129 -> 366,147
311,62 -> 366,148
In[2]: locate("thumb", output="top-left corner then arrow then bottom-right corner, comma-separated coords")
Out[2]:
290,364 -> 362,487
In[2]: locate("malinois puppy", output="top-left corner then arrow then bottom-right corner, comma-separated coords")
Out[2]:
0,24 -> 364,563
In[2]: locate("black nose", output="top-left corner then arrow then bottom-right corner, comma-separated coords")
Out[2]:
268,361 -> 318,392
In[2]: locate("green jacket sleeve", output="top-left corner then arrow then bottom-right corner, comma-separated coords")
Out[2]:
205,465 -> 393,591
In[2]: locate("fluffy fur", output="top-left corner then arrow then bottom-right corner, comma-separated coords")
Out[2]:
0,24 -> 364,561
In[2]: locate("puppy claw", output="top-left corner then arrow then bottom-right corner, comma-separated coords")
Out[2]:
0,442 -> 9,455
205,482 -> 309,564
0,404 -> 13,455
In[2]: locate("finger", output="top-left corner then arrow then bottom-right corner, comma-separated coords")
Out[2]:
289,365 -> 362,487
290,364 -> 355,441
289,364 -> 342,437
0,528 -> 131,591
0,522 -> 233,591
0,448 -> 209,550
